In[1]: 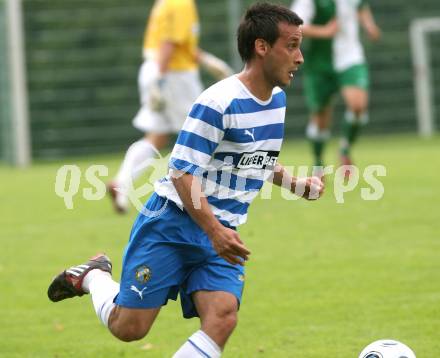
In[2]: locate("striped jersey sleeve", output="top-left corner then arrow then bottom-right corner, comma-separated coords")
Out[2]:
170,96 -> 225,176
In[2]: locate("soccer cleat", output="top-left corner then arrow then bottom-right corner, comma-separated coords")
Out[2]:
107,182 -> 128,214
48,254 -> 112,302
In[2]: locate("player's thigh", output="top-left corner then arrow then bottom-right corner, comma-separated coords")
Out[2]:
339,64 -> 369,112
145,132 -> 169,149
341,86 -> 368,113
311,103 -> 333,130
181,251 -> 245,320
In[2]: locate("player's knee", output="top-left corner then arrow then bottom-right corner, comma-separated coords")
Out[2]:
348,99 -> 367,116
114,322 -> 151,342
222,310 -> 238,334
213,307 -> 238,335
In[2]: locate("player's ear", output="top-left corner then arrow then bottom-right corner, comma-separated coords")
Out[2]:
254,38 -> 269,57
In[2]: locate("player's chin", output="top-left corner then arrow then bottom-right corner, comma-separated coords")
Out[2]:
277,76 -> 292,88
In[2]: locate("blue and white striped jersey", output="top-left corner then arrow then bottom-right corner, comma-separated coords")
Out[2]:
155,75 -> 286,227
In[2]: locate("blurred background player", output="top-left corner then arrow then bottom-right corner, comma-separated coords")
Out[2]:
291,0 -> 381,176
108,0 -> 232,213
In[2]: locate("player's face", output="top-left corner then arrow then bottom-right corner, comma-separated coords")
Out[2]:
264,22 -> 303,88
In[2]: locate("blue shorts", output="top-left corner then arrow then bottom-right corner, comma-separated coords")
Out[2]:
115,192 -> 245,318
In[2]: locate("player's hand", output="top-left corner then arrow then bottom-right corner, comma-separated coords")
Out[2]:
293,176 -> 325,200
324,19 -> 339,37
207,225 -> 251,265
149,77 -> 166,112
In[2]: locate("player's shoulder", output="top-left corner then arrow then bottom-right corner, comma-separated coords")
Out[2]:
195,75 -> 242,113
195,76 -> 286,114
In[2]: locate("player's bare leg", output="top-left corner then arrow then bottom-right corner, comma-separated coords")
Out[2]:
307,105 -> 332,181
194,291 -> 238,348
173,290 -> 238,357
48,254 -> 161,342
146,132 -> 169,150
340,86 -> 368,178
108,306 -> 161,342
108,132 -> 168,213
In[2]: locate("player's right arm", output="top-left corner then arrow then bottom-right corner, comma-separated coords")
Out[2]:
168,93 -> 250,265
271,162 -> 324,200
171,172 -> 250,265
358,4 -> 381,41
291,0 -> 338,38
301,19 -> 339,38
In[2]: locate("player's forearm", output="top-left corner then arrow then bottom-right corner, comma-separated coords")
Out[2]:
157,41 -> 176,75
171,171 -> 223,236
271,163 -> 296,192
301,23 -> 336,39
359,6 -> 381,39
271,163 -> 324,200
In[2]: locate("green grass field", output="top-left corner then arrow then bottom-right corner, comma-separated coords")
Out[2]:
1,135 -> 439,357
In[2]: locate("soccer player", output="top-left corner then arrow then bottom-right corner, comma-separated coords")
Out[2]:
48,3 -> 324,356
108,0 -> 232,213
291,0 -> 381,175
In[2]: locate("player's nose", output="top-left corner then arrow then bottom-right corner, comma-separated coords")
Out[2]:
295,50 -> 304,65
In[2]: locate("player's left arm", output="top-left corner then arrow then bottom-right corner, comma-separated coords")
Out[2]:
358,4 -> 381,41
271,162 -> 324,200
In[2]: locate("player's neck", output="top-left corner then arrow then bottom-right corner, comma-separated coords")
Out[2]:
237,66 -> 273,101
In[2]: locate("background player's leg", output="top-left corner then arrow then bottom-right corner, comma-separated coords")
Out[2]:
340,86 -> 368,161
109,133 -> 167,212
173,291 -> 238,357
306,105 -> 332,167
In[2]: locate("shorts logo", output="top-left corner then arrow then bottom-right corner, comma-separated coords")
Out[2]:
238,274 -> 245,282
130,285 -> 147,300
135,265 -> 152,283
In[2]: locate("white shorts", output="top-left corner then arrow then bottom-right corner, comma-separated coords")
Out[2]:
132,61 -> 203,134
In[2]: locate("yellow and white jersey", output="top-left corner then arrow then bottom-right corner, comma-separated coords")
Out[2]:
143,0 -> 200,71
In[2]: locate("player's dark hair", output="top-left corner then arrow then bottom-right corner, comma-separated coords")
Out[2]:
237,2 -> 303,62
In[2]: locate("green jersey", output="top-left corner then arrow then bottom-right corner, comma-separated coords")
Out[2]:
292,0 -> 368,72
292,0 -> 336,72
